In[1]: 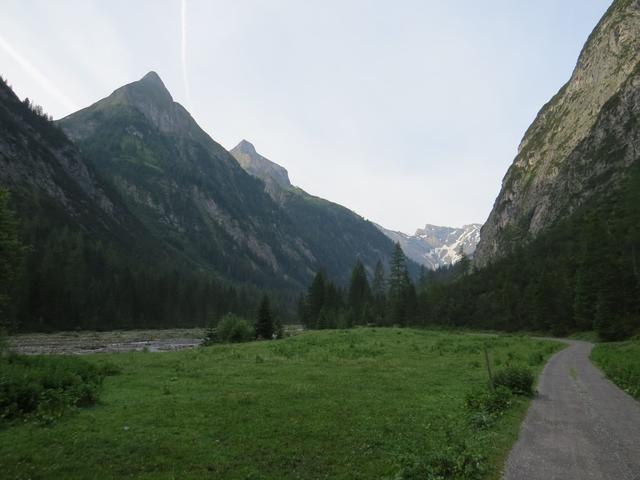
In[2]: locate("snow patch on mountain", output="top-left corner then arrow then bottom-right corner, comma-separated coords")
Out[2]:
376,223 -> 481,269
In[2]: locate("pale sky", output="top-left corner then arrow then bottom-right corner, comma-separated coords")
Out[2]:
0,0 -> 611,233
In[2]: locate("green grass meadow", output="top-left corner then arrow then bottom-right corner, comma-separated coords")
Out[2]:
0,329 -> 562,479
592,338 -> 640,400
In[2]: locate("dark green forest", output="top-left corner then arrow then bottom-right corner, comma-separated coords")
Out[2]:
0,186 -> 270,332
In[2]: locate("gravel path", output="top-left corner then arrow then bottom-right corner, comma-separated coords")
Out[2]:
503,340 -> 640,480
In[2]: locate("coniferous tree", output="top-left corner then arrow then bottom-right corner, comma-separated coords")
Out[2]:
255,295 -> 274,339
371,260 -> 387,325
347,259 -> 372,325
307,270 -> 327,328
387,242 -> 415,325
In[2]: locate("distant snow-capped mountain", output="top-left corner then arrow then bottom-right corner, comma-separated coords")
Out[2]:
376,223 -> 481,270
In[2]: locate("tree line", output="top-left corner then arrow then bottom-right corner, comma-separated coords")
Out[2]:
297,243 -> 419,329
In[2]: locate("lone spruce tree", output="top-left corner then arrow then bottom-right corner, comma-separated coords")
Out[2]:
387,242 -> 414,326
347,259 -> 372,325
255,295 -> 274,340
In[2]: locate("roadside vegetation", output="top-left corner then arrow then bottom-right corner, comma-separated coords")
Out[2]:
0,329 -> 561,479
592,338 -> 640,400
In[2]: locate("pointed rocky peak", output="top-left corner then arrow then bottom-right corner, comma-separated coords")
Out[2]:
139,71 -> 165,88
59,71 -> 203,140
235,139 -> 258,154
112,70 -> 175,111
230,140 -> 292,190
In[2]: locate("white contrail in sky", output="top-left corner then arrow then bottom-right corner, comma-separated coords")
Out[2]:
0,34 -> 78,113
181,0 -> 193,111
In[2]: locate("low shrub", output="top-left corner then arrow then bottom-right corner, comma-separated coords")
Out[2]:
464,386 -> 512,429
494,365 -> 535,396
392,445 -> 486,480
527,351 -> 544,366
203,314 -> 255,345
0,355 -> 117,422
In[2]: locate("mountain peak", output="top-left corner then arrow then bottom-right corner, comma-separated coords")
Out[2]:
121,71 -> 174,106
58,70 -> 205,142
377,223 -> 481,269
139,71 -> 165,88
230,141 -> 292,192
235,139 -> 257,154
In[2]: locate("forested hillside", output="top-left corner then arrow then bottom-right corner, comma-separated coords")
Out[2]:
1,72 -> 407,332
0,76 -> 266,331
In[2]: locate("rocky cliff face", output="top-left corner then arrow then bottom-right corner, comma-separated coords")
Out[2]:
376,223 -> 481,269
475,0 -> 640,266
0,76 -> 135,232
230,140 -> 292,198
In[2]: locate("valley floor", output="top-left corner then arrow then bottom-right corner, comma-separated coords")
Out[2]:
0,329 -> 560,479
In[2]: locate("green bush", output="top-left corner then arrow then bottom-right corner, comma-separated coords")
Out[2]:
464,386 -> 513,429
494,365 -> 535,396
464,386 -> 512,415
0,355 -> 117,422
203,314 -> 255,345
393,445 -> 486,480
527,351 -> 544,366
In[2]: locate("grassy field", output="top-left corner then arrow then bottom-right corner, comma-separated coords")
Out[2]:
592,338 -> 640,400
0,328 -> 561,479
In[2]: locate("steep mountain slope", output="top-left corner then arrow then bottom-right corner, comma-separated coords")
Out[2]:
229,140 -> 408,281
376,224 -> 481,269
421,0 -> 640,339
475,0 -> 640,266
0,75 -> 251,331
59,72 -> 316,289
0,76 -> 127,237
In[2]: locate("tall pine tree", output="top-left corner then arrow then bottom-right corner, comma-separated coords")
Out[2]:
255,295 -> 274,339
347,259 -> 372,325
387,242 -> 415,326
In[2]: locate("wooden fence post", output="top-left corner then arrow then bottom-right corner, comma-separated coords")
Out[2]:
484,346 -> 495,392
